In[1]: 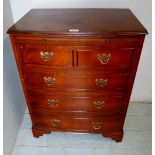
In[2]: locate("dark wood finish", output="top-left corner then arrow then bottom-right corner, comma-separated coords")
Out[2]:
102,131 -> 124,142
20,45 -> 73,66
33,111 -> 120,132
32,126 -> 51,138
25,72 -> 128,90
29,93 -> 124,113
7,9 -> 147,35
7,9 -> 147,142
19,45 -> 135,68
77,48 -> 134,68
14,36 -> 140,46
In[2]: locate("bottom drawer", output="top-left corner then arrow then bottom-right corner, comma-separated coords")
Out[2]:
34,112 -> 119,133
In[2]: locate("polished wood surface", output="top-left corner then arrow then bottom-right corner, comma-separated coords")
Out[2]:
7,9 -> 147,35
29,93 -> 124,113
14,36 -> 141,46
26,72 -> 128,90
34,111 -> 120,132
7,9 -> 147,142
77,48 -> 134,67
20,45 -> 73,66
19,45 -> 135,68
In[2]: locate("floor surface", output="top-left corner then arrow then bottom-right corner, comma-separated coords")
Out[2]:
11,102 -> 152,155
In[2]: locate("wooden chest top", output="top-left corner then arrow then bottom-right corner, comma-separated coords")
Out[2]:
7,9 -> 147,36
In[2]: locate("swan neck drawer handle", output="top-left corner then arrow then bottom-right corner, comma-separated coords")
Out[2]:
97,53 -> 111,64
44,77 -> 55,85
93,101 -> 104,109
40,51 -> 53,61
95,78 -> 108,87
92,122 -> 103,130
48,99 -> 59,107
51,119 -> 61,127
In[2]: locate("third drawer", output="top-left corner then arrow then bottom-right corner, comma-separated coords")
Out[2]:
29,93 -> 124,113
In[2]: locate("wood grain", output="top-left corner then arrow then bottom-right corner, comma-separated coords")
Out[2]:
29,93 -> 124,113
7,9 -> 147,35
7,9 -> 147,142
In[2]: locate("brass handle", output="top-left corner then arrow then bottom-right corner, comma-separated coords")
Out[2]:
97,53 -> 111,64
44,77 -> 55,85
48,99 -> 58,107
95,78 -> 108,87
92,122 -> 103,130
40,51 -> 53,61
93,101 -> 104,109
51,119 -> 61,127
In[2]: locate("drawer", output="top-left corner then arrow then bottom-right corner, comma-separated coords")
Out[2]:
30,94 -> 124,113
34,112 -> 119,132
77,47 -> 134,68
19,45 -> 73,66
26,72 -> 128,90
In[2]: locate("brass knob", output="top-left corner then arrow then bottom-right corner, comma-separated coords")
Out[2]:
44,77 -> 55,85
93,101 -> 104,109
48,99 -> 58,107
95,78 -> 108,87
51,119 -> 61,127
92,122 -> 103,130
97,53 -> 111,64
40,51 -> 53,61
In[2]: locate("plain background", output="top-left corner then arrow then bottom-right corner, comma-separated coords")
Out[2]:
4,0 -> 26,155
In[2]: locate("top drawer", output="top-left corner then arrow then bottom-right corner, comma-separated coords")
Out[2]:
18,45 -> 73,66
76,47 -> 134,68
18,44 -> 135,69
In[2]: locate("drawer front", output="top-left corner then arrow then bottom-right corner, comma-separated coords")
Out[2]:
34,112 -> 119,132
77,48 -> 134,67
26,72 -> 128,90
30,94 -> 124,112
20,45 -> 73,66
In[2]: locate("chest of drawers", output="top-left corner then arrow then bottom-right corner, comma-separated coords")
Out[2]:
7,9 -> 147,142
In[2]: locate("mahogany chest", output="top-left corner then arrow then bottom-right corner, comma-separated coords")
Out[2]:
7,9 -> 147,142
